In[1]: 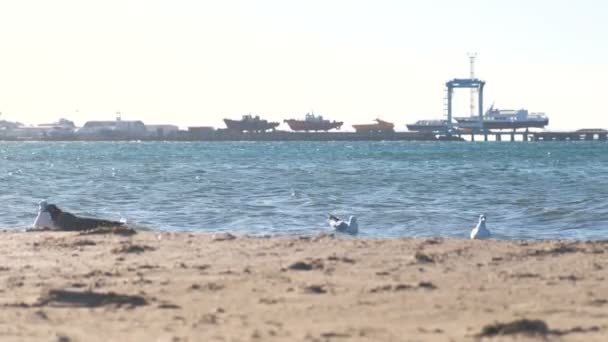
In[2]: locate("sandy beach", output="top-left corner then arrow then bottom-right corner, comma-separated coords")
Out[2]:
0,231 -> 606,341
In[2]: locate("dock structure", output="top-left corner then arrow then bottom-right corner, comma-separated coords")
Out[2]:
532,131 -> 607,141
446,78 -> 485,134
1,129 -> 607,142
187,130 -> 437,142
445,129 -> 608,142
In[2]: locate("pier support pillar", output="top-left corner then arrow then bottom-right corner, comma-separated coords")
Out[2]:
523,133 -> 528,142
510,133 -> 515,142
496,134 -> 501,141
484,134 -> 488,141
471,134 -> 475,142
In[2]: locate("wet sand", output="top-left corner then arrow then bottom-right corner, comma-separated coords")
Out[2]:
0,231 -> 606,341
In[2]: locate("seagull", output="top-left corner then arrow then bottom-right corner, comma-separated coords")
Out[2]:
45,204 -> 125,231
328,214 -> 358,235
32,200 -> 55,229
470,214 -> 491,240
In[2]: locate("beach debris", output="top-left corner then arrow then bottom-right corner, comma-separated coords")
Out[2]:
78,226 -> 137,236
327,255 -> 356,264
479,319 -> 549,337
56,334 -> 72,342
507,272 -> 541,279
528,243 -> 581,257
558,274 -> 582,282
413,252 -> 435,264
418,327 -> 444,334
56,239 -> 97,249
320,332 -> 351,339
202,282 -> 225,291
212,232 -> 237,241
70,239 -> 97,247
288,261 -> 313,271
302,284 -> 328,294
369,282 -> 437,293
157,302 -> 181,309
37,289 -> 148,308
470,214 -> 491,240
328,214 -> 358,235
288,259 -> 324,271
111,243 -> 156,254
418,281 -> 437,289
194,264 -> 211,271
259,297 -> 283,305
589,299 -> 608,306
190,282 -> 224,292
198,313 -> 219,325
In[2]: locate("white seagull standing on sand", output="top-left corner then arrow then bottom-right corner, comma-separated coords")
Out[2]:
33,200 -> 54,229
328,214 -> 358,235
470,214 -> 491,240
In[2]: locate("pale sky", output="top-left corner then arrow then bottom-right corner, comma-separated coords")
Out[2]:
1,0 -> 607,130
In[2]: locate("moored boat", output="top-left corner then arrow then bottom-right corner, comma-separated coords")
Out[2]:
406,120 -> 449,133
455,108 -> 548,130
224,114 -> 280,132
352,119 -> 395,133
283,112 -> 343,132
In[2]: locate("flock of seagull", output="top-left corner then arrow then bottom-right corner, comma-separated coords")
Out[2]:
328,213 -> 490,239
32,200 -> 491,239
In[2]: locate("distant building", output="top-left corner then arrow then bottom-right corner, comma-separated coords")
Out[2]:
0,120 -> 23,130
146,124 -> 180,137
1,126 -> 45,139
188,126 -> 215,137
37,118 -> 76,139
77,116 -> 147,139
38,118 -> 76,129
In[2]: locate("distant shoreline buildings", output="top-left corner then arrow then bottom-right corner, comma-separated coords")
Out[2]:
0,112 -> 605,142
0,108 -> 556,142
1,57 -> 564,141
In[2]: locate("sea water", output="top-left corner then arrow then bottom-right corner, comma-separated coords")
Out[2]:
1,141 -> 607,240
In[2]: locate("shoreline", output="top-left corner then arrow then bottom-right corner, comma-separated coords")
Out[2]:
1,231 -> 606,341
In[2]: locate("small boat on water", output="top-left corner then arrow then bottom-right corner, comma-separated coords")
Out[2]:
352,119 -> 395,133
224,114 -> 280,133
283,112 -> 343,132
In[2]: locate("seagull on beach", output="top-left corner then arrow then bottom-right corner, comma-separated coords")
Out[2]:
32,200 -> 54,229
328,214 -> 358,235
470,214 -> 491,240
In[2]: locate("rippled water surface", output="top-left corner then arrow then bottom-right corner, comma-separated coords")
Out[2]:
2,141 -> 608,239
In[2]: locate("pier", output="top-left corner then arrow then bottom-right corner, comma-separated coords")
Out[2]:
448,129 -> 608,142
1,129 -> 606,142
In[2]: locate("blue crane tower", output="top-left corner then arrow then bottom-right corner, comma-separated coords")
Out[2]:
446,78 -> 485,134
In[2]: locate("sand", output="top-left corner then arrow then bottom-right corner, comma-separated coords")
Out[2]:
0,231 -> 606,341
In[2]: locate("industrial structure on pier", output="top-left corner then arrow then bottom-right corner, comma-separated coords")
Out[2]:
406,54 -> 549,136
